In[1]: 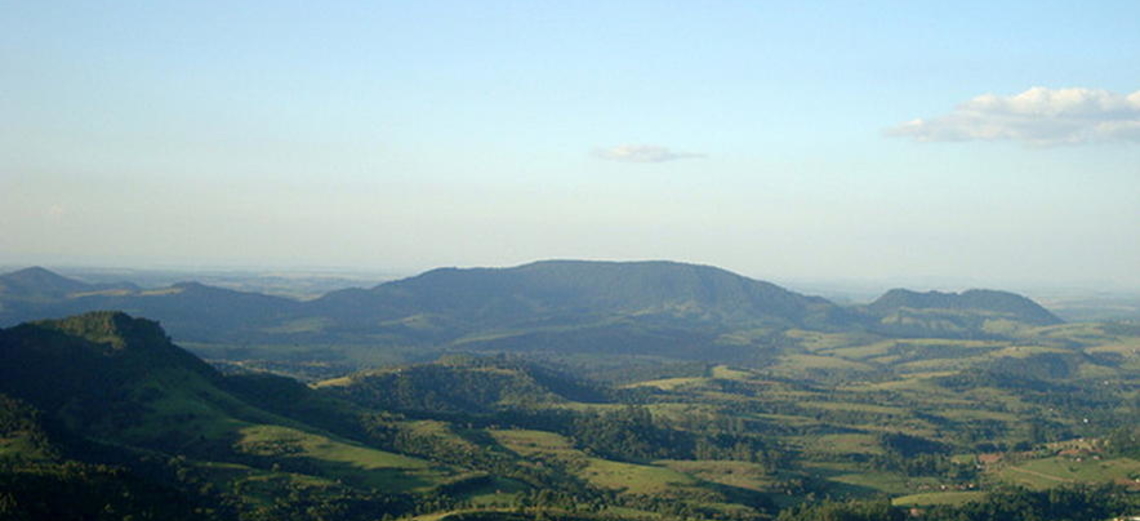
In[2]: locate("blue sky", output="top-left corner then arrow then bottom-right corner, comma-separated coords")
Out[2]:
2,1 -> 1138,288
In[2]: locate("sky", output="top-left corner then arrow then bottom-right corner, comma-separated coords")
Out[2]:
2,1 -> 1139,289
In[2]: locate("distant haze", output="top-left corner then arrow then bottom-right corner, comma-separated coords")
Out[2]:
2,2 -> 1138,289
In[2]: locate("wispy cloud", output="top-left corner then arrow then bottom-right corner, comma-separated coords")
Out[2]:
594,144 -> 706,163
887,87 -> 1140,146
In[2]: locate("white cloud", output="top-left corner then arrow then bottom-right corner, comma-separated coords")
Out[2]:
594,144 -> 706,163
887,87 -> 1140,146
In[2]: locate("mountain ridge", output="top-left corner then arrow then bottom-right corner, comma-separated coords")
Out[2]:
310,259 -> 846,330
0,262 -> 1065,357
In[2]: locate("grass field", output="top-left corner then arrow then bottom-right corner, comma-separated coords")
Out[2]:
770,354 -> 877,374
656,459 -> 776,491
624,376 -> 709,391
892,491 -> 986,506
236,424 -> 457,491
997,456 -> 1140,490
489,429 -> 579,458
581,458 -> 697,494
489,428 -> 697,495
800,433 -> 885,456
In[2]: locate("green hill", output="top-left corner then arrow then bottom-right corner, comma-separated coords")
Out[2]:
317,354 -> 608,414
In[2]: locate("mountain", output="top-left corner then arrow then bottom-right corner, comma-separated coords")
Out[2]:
0,267 -> 95,301
310,260 -> 852,334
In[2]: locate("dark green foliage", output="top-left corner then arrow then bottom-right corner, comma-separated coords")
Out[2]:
869,452 -> 976,480
1101,426 -> 1140,458
776,486 -> 1139,521
922,485 -> 1138,521
327,355 -> 607,414
877,432 -> 948,458
237,480 -> 415,521
571,406 -> 690,461
0,394 -> 54,459
691,432 -> 784,466
221,372 -> 365,439
776,498 -> 903,521
0,460 -> 217,521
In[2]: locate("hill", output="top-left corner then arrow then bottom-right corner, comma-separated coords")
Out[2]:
0,312 -> 476,519
317,354 -> 609,414
863,289 -> 1062,337
868,289 -> 1062,325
